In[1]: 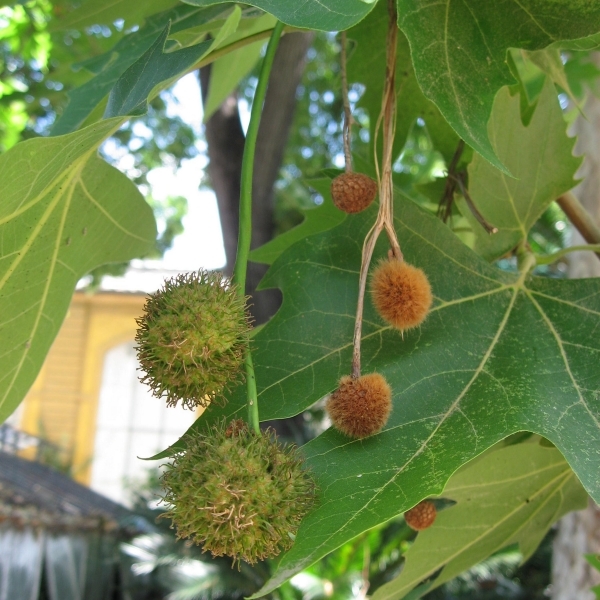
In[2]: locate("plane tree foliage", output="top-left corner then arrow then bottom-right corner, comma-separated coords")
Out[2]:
1,0 -> 600,598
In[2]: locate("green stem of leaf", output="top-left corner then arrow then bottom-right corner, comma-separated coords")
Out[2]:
233,20 -> 284,435
516,245 -> 536,275
536,244 -> 600,265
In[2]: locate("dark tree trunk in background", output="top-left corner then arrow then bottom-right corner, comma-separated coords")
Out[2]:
200,31 -> 314,326
198,70 -> 245,276
551,55 -> 600,600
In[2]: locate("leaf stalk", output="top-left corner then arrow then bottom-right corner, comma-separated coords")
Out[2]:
341,31 -> 353,173
233,20 -> 285,434
536,244 -> 600,265
352,0 -> 400,379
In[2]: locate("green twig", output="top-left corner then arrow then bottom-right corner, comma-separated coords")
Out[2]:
536,244 -> 600,265
516,242 -> 536,275
232,20 -> 284,434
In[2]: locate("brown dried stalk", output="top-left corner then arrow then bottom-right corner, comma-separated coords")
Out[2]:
438,139 -> 465,222
341,31 -> 353,173
352,0 -> 401,379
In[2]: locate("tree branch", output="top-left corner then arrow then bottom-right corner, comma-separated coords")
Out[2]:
556,191 -> 600,260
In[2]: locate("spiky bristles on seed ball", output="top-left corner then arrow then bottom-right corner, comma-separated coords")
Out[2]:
404,500 -> 436,531
160,420 -> 317,565
331,172 -> 378,214
135,270 -> 250,409
326,373 -> 392,438
370,259 -> 432,331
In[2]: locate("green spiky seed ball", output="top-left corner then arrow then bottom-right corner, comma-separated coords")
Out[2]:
160,420 -> 317,565
135,270 -> 250,409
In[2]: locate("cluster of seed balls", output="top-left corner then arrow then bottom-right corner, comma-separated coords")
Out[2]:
135,270 -> 316,564
331,172 -> 436,532
328,172 -> 433,440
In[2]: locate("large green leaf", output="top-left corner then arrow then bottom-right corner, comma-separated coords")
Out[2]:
51,4 -> 229,135
180,0 -> 376,31
348,2 -> 458,163
250,201 -> 600,594
50,0 -> 179,29
460,79 -> 580,260
0,119 -> 156,422
398,0 -> 600,169
156,185 -> 600,592
372,443 -> 587,600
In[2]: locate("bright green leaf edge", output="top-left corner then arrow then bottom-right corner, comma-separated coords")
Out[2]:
462,79 -> 580,261
179,0 -> 376,31
0,118 -> 157,422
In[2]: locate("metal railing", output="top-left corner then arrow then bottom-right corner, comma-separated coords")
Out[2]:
0,424 -> 62,463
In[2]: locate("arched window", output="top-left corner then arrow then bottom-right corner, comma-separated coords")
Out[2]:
89,341 -> 196,505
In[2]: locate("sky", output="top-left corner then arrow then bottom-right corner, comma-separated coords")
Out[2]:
100,72 -> 241,291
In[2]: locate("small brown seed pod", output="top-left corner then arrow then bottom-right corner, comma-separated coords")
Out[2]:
370,258 -> 432,331
326,373 -> 392,439
404,500 -> 437,531
331,172 -> 378,214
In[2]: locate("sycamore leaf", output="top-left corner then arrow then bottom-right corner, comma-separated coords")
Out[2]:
104,21 -> 218,118
50,0 -> 179,29
398,0 -> 600,170
51,4 -> 230,135
524,48 -> 581,109
371,443 -> 587,600
249,179 -> 345,266
461,79 -> 580,260
506,50 -> 546,126
557,32 -> 600,52
179,0 -> 376,31
104,7 -> 244,118
153,186 -> 600,593
0,119 -> 157,422
348,2 -> 458,163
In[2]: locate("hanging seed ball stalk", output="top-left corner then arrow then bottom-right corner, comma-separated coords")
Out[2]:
160,419 -> 317,565
331,172 -> 378,214
326,373 -> 392,439
135,270 -> 250,409
404,500 -> 437,531
370,258 -> 432,331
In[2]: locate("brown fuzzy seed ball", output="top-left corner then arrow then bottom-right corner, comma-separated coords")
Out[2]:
331,172 -> 378,214
404,500 -> 437,531
370,259 -> 432,330
326,373 -> 392,439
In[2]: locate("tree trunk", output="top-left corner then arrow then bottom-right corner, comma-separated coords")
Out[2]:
200,31 -> 314,324
551,55 -> 600,600
198,69 -> 245,277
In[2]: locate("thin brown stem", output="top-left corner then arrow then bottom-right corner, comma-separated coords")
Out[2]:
557,191 -> 600,260
341,31 -> 353,173
451,172 -> 498,234
351,0 -> 400,379
438,139 -> 465,222
352,220 -> 383,378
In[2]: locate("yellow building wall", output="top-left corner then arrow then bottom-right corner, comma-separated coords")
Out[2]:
19,292 -> 147,485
